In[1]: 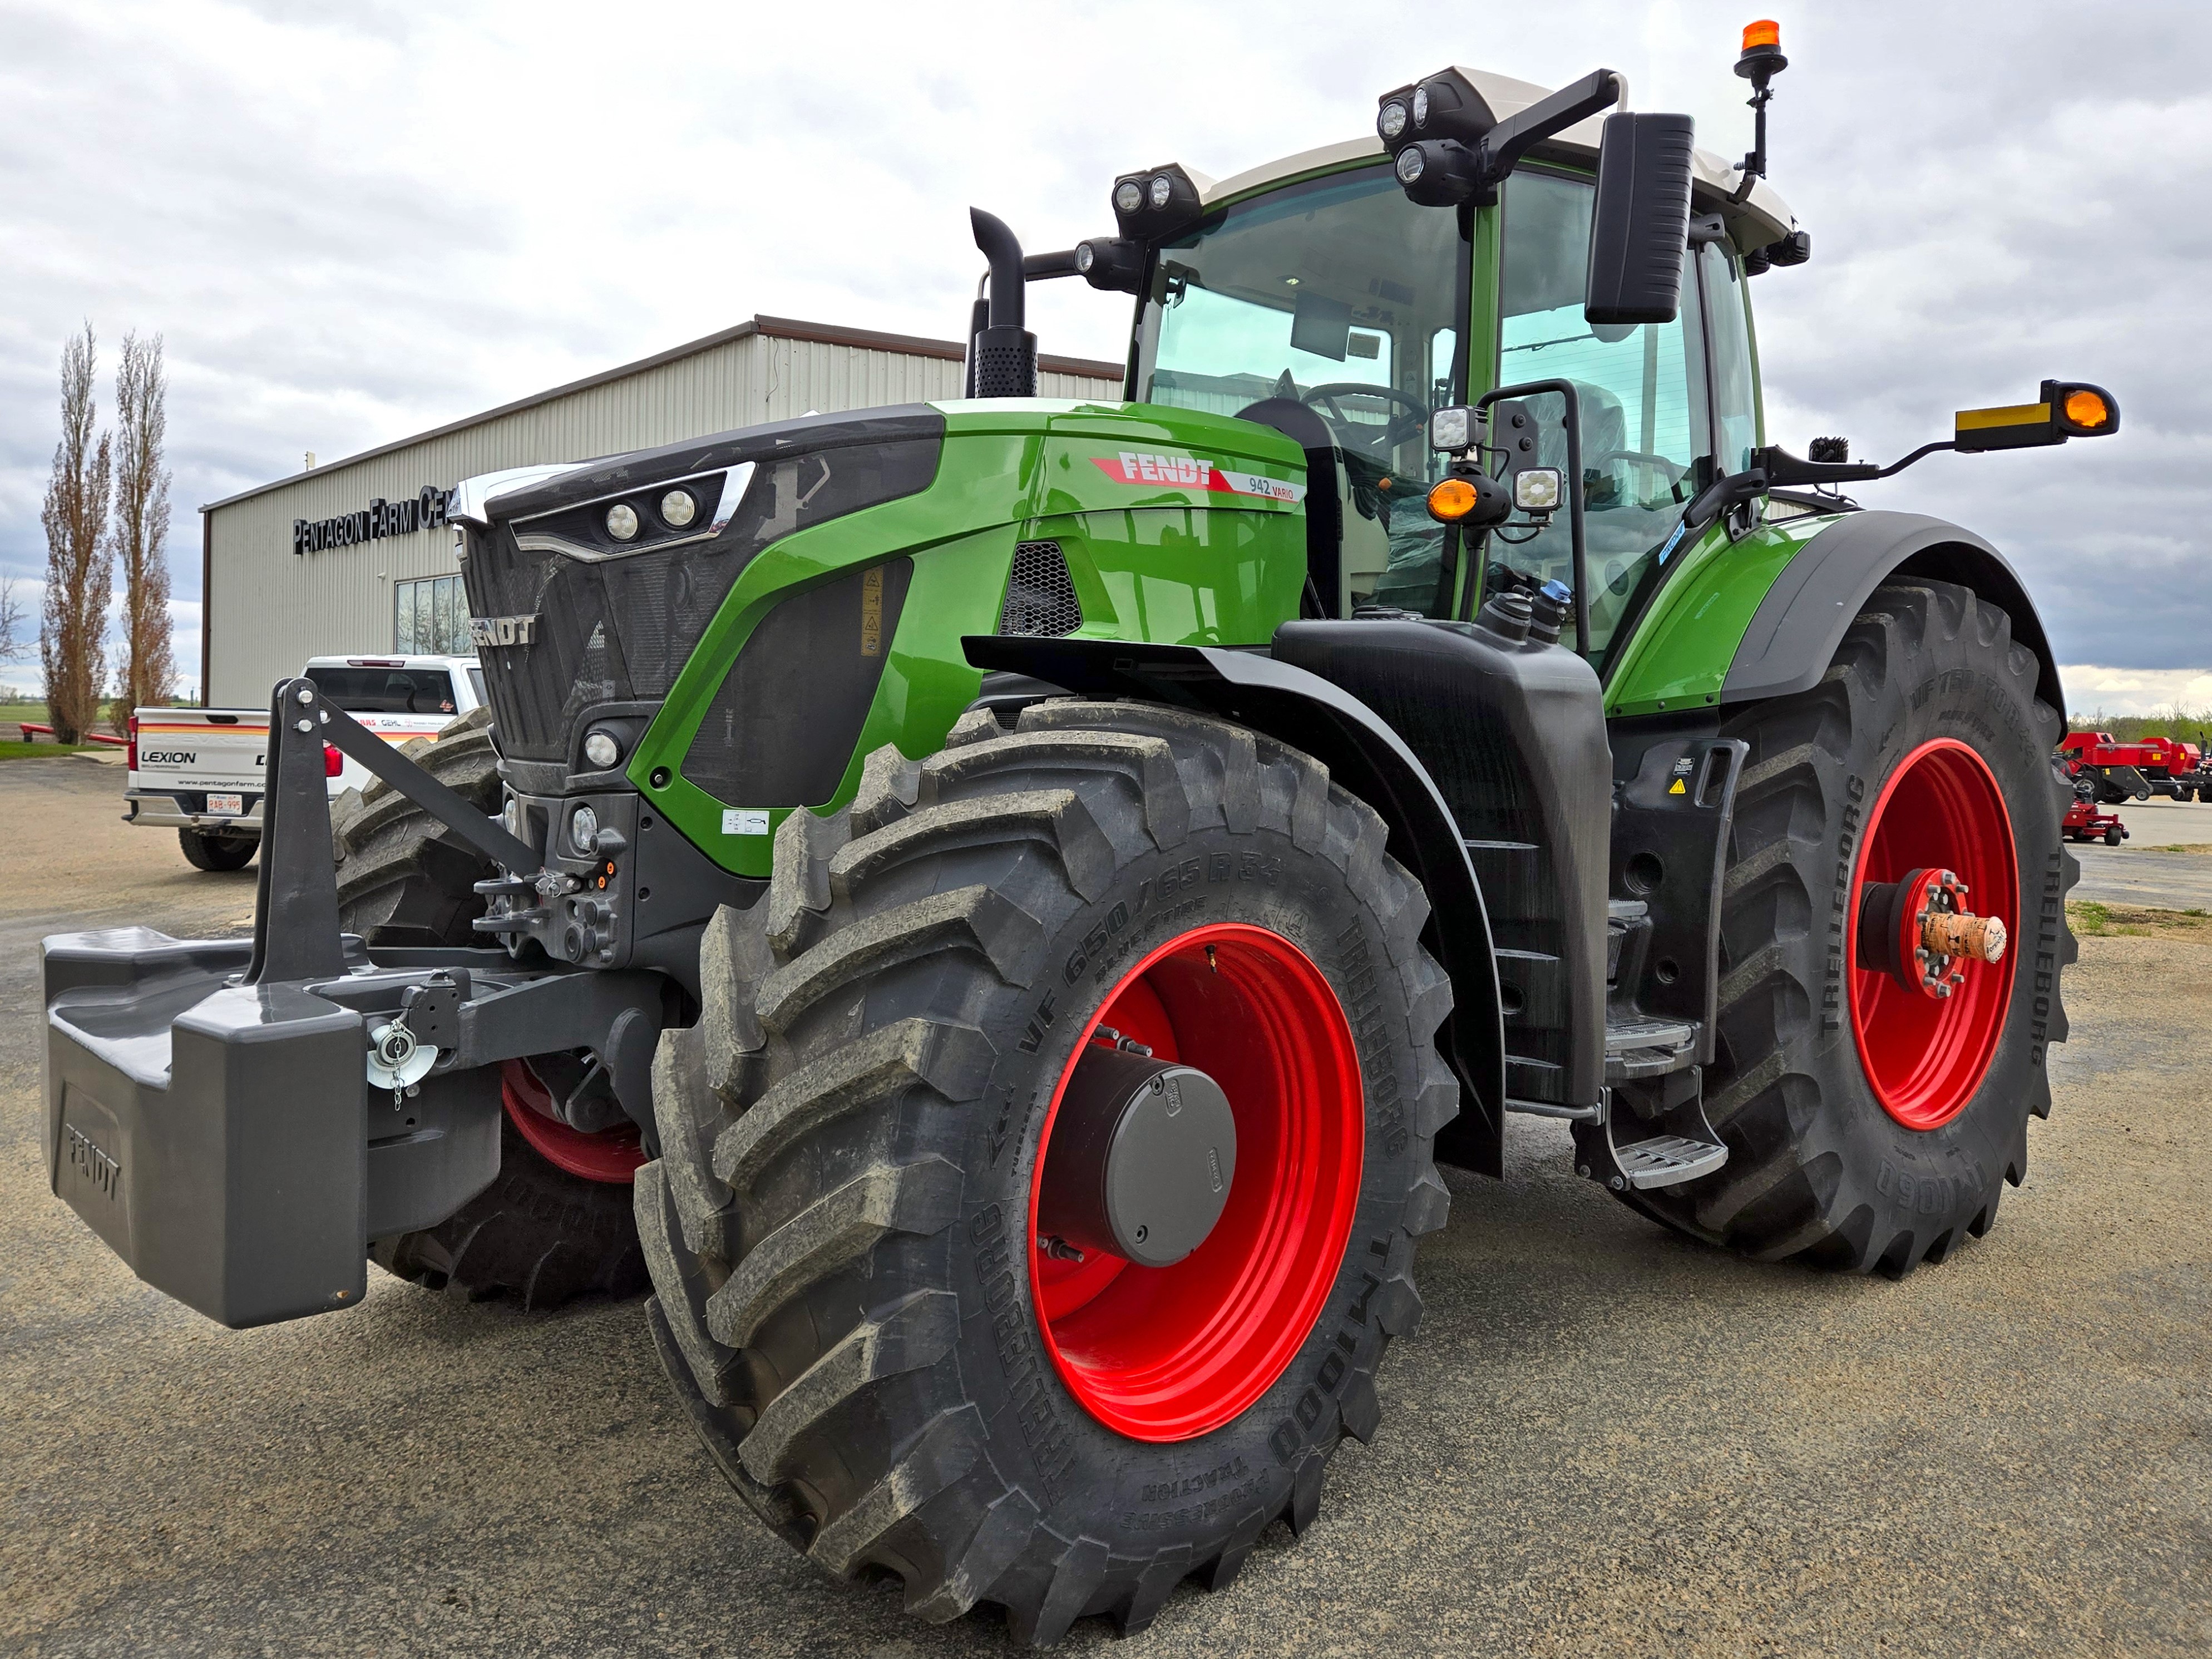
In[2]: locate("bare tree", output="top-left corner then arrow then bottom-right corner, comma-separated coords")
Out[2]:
0,576 -> 27,666
40,325 -> 112,743
111,330 -> 174,722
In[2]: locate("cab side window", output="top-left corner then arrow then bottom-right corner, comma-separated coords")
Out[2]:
1492,170 -> 1712,665
1699,241 -> 1761,476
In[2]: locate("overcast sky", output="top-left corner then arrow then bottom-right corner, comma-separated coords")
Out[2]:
2,0 -> 2207,711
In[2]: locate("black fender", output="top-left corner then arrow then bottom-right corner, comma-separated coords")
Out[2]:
964,635 -> 1508,1177
1724,510 -> 2064,715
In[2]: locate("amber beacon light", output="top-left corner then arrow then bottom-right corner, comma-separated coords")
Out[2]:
1427,477 -> 1480,522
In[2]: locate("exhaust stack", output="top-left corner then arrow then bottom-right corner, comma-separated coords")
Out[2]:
966,208 -> 1038,399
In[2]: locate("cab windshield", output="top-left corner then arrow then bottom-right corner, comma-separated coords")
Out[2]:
1135,165 -> 1468,614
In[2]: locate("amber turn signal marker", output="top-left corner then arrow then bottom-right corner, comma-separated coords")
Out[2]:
1427,477 -> 1480,521
2063,388 -> 2110,429
1742,18 -> 1780,50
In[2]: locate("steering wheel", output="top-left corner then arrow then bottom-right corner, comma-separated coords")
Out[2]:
1299,383 -> 1429,453
1584,448 -> 1689,495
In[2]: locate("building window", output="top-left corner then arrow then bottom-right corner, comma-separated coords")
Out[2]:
394,575 -> 472,655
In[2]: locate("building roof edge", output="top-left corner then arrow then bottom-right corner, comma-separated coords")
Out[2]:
202,315 -> 1123,513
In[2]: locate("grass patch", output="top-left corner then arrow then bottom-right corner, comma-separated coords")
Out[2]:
0,739 -> 92,760
2067,900 -> 2212,941
2145,843 -> 2212,853
2070,706 -> 2212,745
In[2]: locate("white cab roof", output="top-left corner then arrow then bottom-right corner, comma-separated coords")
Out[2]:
1197,68 -> 1796,250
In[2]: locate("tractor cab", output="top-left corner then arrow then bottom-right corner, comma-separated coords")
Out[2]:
1118,68 -> 1798,671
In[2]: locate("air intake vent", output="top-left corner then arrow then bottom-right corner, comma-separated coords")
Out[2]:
1000,541 -> 1083,636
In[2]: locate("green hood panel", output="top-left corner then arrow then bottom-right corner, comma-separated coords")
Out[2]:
628,400 -> 1312,876
1602,511 -> 1846,718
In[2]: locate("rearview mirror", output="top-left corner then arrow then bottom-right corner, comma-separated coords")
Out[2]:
1585,112 -> 1694,326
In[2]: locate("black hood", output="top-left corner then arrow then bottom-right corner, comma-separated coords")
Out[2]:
482,405 -> 945,524
458,404 -> 944,773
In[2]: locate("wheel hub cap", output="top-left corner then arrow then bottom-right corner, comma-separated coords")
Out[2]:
1846,739 -> 2020,1132
1036,1043 -> 1237,1269
1028,922 -> 1364,1441
1857,866 -> 2009,999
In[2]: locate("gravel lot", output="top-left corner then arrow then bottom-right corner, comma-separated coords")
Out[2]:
3,754 -> 2207,1657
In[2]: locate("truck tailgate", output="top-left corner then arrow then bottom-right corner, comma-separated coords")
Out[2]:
131,710 -> 268,798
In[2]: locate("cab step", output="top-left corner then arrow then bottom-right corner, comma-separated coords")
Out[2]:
1610,1133 -> 1729,1191
1603,1015 -> 1700,1081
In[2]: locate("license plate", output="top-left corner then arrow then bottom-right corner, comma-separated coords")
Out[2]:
207,793 -> 244,816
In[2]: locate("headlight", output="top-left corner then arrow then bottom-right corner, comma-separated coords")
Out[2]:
660,488 -> 697,527
583,729 -> 620,769
606,503 -> 639,540
569,803 -> 599,855
1377,100 -> 1408,142
1074,242 -> 1095,273
1429,406 -> 1472,452
1148,174 -> 1171,209
1114,179 -> 1143,215
1412,86 -> 1430,128
502,796 -> 520,837
1395,146 -> 1426,185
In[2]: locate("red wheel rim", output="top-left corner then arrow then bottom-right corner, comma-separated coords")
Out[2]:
1846,739 -> 2018,1130
501,1059 -> 646,1183
1029,923 -> 1364,1441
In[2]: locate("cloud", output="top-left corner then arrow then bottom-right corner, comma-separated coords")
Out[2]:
2,0 -> 2205,685
2060,665 -> 2212,720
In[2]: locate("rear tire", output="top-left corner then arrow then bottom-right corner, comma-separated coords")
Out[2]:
347,709 -> 650,1309
177,826 -> 256,871
636,702 -> 1455,1642
1626,580 -> 2075,1275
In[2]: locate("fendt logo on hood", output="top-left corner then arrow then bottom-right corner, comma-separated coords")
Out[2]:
470,614 -> 539,648
1093,451 -> 1305,505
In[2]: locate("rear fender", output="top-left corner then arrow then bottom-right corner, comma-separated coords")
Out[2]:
965,635 -> 1508,1177
1724,510 -> 2063,714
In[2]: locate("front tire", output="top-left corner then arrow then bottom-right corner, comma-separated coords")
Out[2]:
330,707 -> 502,946
371,1062 -> 648,1309
637,702 -> 1455,1642
1628,580 -> 2075,1274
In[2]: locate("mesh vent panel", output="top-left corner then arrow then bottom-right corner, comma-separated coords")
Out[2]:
999,541 -> 1083,637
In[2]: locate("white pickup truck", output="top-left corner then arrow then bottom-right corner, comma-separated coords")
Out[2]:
126,654 -> 487,870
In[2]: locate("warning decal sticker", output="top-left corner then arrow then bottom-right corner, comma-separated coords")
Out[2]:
1092,451 -> 1306,504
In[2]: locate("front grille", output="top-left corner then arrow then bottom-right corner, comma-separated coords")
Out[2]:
999,540 -> 1083,636
463,416 -> 942,765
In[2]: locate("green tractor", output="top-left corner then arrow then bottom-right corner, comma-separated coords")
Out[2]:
45,29 -> 2119,1645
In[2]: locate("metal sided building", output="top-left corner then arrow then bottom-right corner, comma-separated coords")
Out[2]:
199,315 -> 1123,707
